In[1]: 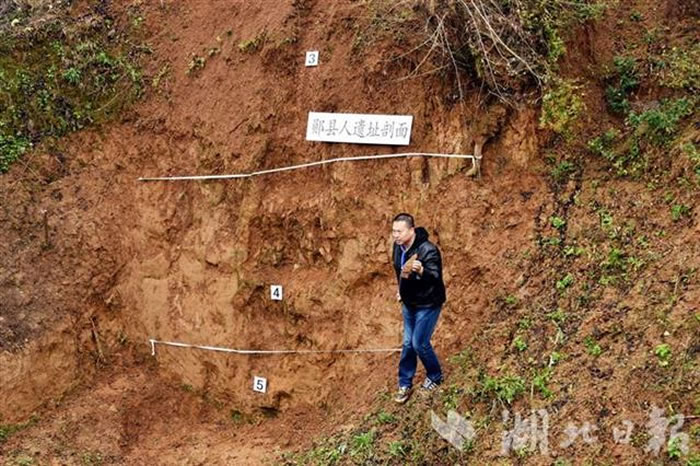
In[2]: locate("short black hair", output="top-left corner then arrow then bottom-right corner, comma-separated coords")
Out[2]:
392,213 -> 414,228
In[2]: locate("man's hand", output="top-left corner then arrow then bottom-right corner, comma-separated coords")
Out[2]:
411,260 -> 424,275
396,292 -> 401,302
400,253 -> 418,278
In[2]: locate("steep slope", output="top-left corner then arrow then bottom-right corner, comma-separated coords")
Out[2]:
0,0 -> 697,465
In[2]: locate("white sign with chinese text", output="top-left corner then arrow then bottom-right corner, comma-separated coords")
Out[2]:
306,112 -> 413,146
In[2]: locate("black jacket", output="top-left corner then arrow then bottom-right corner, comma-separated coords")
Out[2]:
392,227 -> 446,308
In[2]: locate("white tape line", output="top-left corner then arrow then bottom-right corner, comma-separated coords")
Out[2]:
138,152 -> 481,181
148,339 -> 401,356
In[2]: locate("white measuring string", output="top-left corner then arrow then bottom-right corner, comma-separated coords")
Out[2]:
149,339 -> 401,356
138,152 -> 481,181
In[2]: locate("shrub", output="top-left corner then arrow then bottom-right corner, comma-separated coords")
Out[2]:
532,368 -> 554,398
540,79 -> 586,137
379,0 -> 607,99
605,56 -> 639,114
657,44 -> 700,90
627,98 -> 695,146
480,374 -> 526,404
0,7 -> 145,173
0,133 -> 30,173
682,142 -> 700,179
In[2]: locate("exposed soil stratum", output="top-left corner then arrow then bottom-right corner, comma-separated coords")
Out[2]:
1,0 -> 698,465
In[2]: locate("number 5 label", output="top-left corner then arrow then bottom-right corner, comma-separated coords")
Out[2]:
253,376 -> 267,393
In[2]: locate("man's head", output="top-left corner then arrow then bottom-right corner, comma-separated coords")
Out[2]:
392,213 -> 415,247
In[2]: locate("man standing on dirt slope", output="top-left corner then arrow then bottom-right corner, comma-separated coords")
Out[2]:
391,213 -> 446,404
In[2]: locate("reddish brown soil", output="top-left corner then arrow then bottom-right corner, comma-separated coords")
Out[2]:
1,0 -> 697,464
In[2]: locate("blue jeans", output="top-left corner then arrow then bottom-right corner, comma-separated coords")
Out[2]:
398,303 -> 442,388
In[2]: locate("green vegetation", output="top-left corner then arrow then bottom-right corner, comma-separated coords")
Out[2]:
0,10 -> 145,173
549,351 -> 565,366
532,368 -> 554,398
441,384 -> 464,411
518,317 -> 532,330
540,79 -> 585,137
0,416 -> 38,445
656,44 -> 700,90
350,430 -> 376,461
588,128 -> 644,178
230,409 -> 247,424
80,451 -> 104,466
0,133 -> 30,173
289,2 -> 697,464
550,216 -> 566,230
512,336 -> 528,352
547,308 -> 568,324
551,160 -> 576,182
449,348 -> 474,372
654,343 -> 672,367
387,441 -> 406,458
589,98 -> 695,178
563,245 -> 584,257
556,273 -> 574,290
186,54 -> 206,74
589,130 -> 619,157
238,31 -> 267,53
605,56 -> 639,114
598,244 -> 644,285
671,204 -> 691,221
542,236 -> 562,246
479,374 -> 525,404
667,435 -> 683,459
292,441 -> 345,465
602,247 -> 626,272
683,142 -> 700,180
357,0 -> 607,101
628,98 -> 695,146
584,336 -> 602,356
351,2 -> 415,54
376,411 -> 396,425
0,424 -> 19,444
8,455 -> 35,466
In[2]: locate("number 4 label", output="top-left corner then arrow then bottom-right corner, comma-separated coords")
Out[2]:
253,376 -> 267,393
271,285 -> 283,301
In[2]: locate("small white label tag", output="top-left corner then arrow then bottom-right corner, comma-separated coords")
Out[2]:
305,51 -> 319,67
253,376 -> 268,393
270,285 -> 283,301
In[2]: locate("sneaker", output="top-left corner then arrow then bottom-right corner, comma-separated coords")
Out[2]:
421,377 -> 442,392
394,386 -> 411,404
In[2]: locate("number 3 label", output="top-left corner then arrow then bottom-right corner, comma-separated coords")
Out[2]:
305,51 -> 319,67
253,376 -> 267,393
